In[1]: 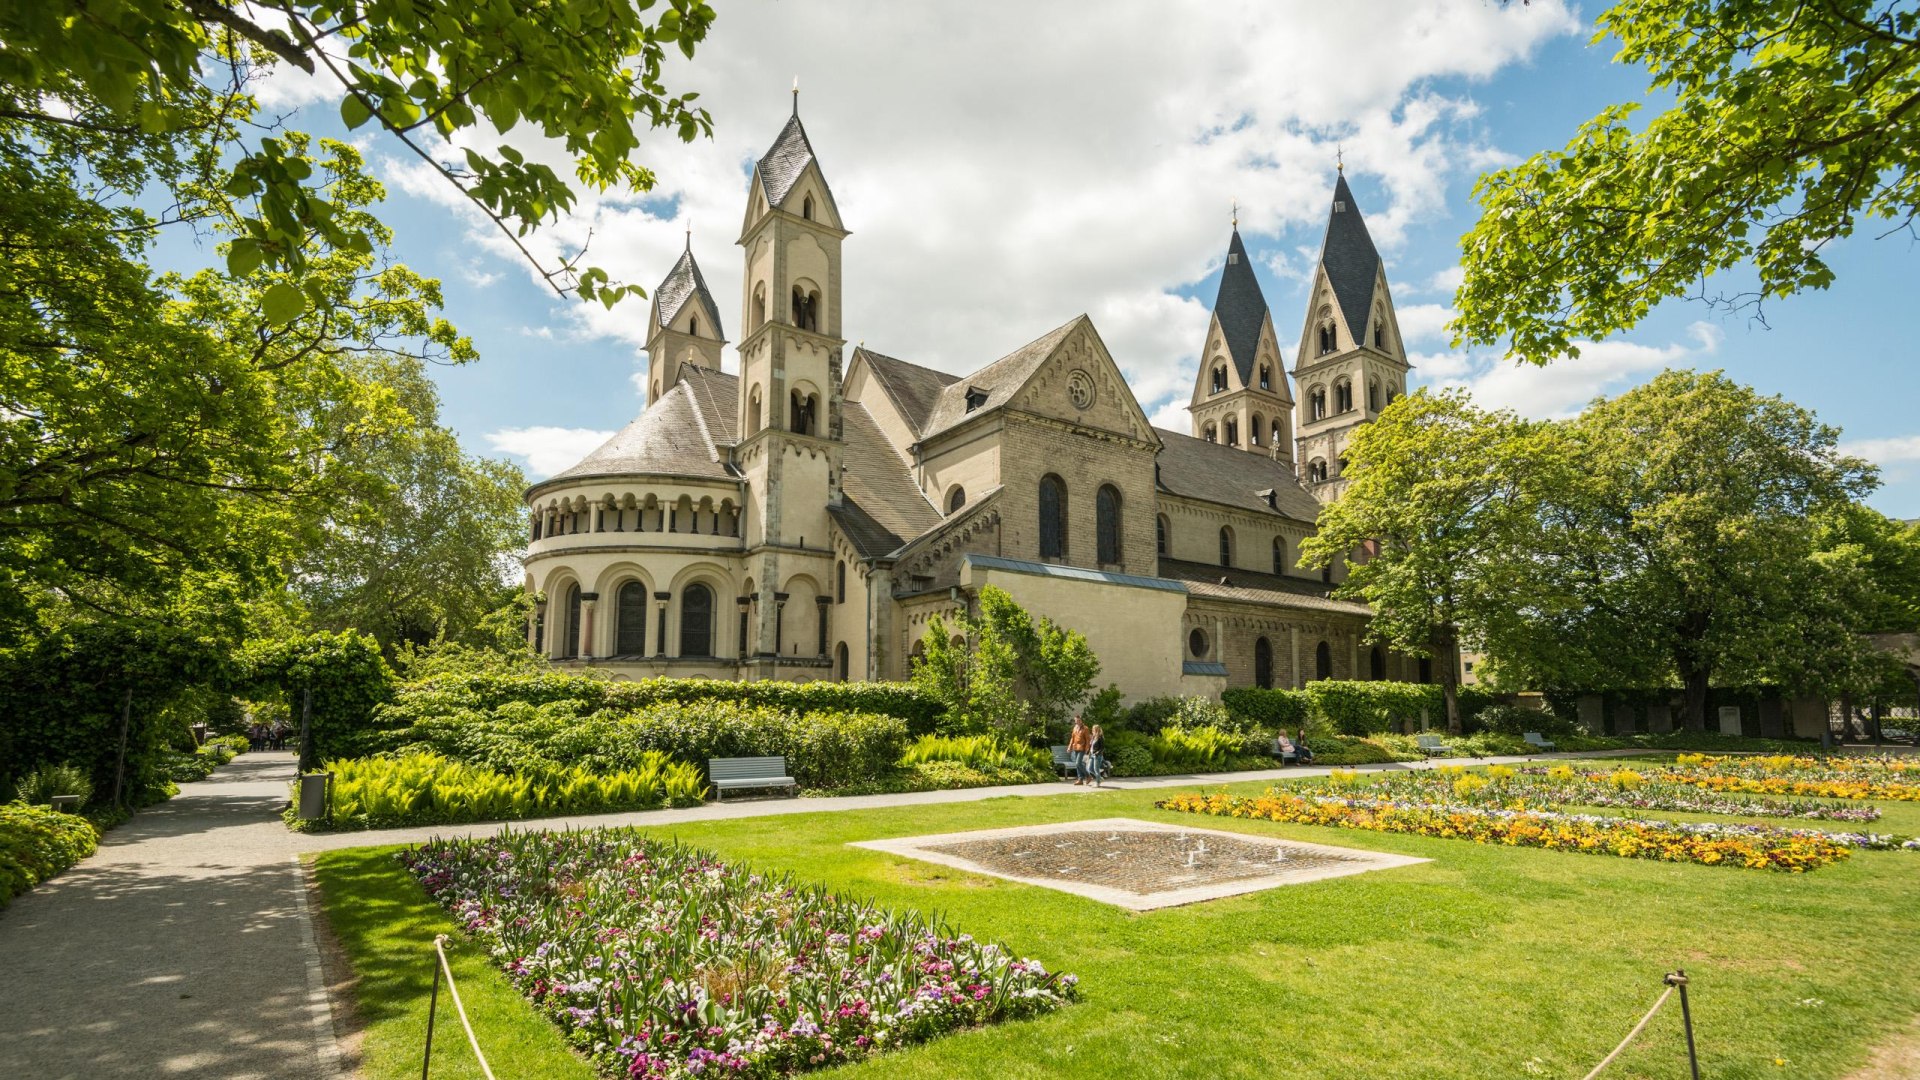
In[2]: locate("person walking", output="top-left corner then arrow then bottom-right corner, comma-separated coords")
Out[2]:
1087,724 -> 1107,787
1068,716 -> 1091,785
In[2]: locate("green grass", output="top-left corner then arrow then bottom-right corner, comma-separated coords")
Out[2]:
313,775 -> 1920,1080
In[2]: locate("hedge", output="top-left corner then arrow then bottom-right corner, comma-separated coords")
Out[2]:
242,630 -> 398,766
1,803 -> 98,908
1222,681 -> 1495,736
377,671 -> 945,742
300,751 -> 707,831
381,698 -> 910,792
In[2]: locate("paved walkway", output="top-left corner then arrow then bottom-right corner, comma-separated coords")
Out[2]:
0,742 -> 1769,1077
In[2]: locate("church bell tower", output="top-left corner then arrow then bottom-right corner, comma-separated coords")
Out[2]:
1188,219 -> 1293,466
642,236 -> 725,404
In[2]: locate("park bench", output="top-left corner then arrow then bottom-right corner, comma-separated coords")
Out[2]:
1415,734 -> 1454,756
1049,745 -> 1076,779
1523,731 -> 1558,753
1271,736 -> 1307,765
707,756 -> 797,801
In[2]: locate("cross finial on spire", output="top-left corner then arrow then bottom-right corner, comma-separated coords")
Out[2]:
684,221 -> 691,252
1231,198 -> 1238,229
1336,145 -> 1344,174
791,76 -> 799,115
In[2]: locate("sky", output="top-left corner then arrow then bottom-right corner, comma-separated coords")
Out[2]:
200,0 -> 1920,515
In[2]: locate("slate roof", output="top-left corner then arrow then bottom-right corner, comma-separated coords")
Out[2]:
919,316 -> 1085,441
653,246 -> 724,337
679,365 -> 738,444
1212,228 -> 1271,387
1157,559 -> 1372,617
1317,174 -> 1383,350
834,401 -> 943,557
542,381 -> 735,487
855,347 -> 959,436
757,112 -> 830,211
1152,427 -> 1322,522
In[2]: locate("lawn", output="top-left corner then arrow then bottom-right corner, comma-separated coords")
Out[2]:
311,764 -> 1920,1080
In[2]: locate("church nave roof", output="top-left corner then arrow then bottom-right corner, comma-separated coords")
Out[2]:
1153,426 -> 1322,523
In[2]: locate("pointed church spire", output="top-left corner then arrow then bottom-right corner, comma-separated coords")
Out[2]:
1316,173 -> 1382,350
654,243 -> 723,338
1212,226 -> 1271,388
756,106 -> 830,211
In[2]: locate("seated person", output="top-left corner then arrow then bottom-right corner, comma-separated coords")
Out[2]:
1274,733 -> 1300,763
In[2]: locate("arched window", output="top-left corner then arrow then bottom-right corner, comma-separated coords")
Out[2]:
689,314 -> 700,336
1271,418 -> 1283,446
835,641 -> 849,681
563,583 -> 582,658
909,639 -> 926,671
1272,536 -> 1287,575
1096,484 -> 1122,565
946,486 -> 967,514
1308,458 -> 1328,483
679,583 -> 713,657
1258,364 -> 1271,390
1188,627 -> 1209,658
1418,656 -> 1434,684
836,560 -> 847,603
1369,380 -> 1380,411
1156,514 -> 1169,557
1255,637 -> 1274,689
752,283 -> 767,332
1038,474 -> 1067,559
615,581 -> 648,656
530,512 -> 542,542
791,285 -> 820,332
747,386 -> 763,434
802,193 -> 815,220
1225,418 -> 1239,447
790,390 -> 816,435
1370,646 -> 1386,680
1203,423 -> 1217,444
1335,380 -> 1353,413
1218,525 -> 1234,567
1318,324 -> 1335,355
1250,413 -> 1264,446
1314,640 -> 1332,681
1310,388 -> 1326,421
1211,365 -> 1227,393
1373,323 -> 1384,349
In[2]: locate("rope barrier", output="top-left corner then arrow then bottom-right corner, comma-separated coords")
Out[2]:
424,933 -> 498,1080
1580,985 -> 1673,1080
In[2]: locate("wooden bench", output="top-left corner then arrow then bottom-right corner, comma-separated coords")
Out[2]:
1523,731 -> 1558,753
1049,745 -> 1076,779
707,756 -> 797,801
1415,734 -> 1454,756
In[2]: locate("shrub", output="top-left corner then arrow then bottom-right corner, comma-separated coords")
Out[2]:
1476,703 -> 1578,739
1304,735 -> 1409,766
206,733 -> 252,757
0,803 -> 99,907
1120,695 -> 1181,734
242,630 -> 398,766
384,699 -> 910,792
13,762 -> 94,807
1106,739 -> 1156,777
1147,725 -> 1244,771
1295,681 -> 1496,736
1221,687 -> 1311,731
900,734 -> 1050,777
305,751 -> 706,831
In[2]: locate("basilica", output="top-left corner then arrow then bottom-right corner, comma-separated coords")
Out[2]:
521,104 -> 1434,701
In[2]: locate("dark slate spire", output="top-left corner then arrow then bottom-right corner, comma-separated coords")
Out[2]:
1212,228 -> 1271,387
1316,173 -> 1383,350
756,111 -> 824,210
654,245 -> 723,337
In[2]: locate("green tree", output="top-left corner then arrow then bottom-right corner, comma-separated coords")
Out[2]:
1,0 -> 715,305
292,353 -> 529,653
1299,390 -> 1554,734
909,586 -> 1100,742
1455,0 -> 1920,361
1533,371 -> 1876,727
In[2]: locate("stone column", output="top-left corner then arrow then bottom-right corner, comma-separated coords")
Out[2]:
1290,625 -> 1302,688
736,596 -> 752,659
654,592 -> 671,657
579,593 -> 599,659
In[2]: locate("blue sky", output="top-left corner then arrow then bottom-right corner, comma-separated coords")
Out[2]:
189,1 -> 1919,516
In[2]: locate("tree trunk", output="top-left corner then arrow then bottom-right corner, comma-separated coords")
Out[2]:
1681,664 -> 1710,732
1435,626 -> 1462,735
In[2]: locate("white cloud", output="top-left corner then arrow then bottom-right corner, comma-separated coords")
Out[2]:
457,257 -> 502,288
1394,303 -> 1456,345
1417,322 -> 1724,418
375,0 -> 1579,426
484,426 -> 616,478
1421,265 -> 1466,295
1840,435 -> 1920,464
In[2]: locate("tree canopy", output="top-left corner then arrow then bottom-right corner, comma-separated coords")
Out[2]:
1455,0 -> 1920,360
910,586 -> 1100,742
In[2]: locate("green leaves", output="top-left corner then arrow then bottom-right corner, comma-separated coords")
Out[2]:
260,281 -> 308,324
1455,0 -> 1920,361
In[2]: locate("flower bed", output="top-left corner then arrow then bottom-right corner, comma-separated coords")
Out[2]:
302,751 -> 707,831
1286,766 -> 1885,822
1155,790 -> 1896,871
1,803 -> 99,907
1654,764 -> 1920,802
402,828 -> 1077,1078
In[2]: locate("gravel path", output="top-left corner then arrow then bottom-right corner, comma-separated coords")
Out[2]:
0,743 -> 1655,1077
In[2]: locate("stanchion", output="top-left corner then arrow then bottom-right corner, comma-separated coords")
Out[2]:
1667,969 -> 1702,1080
421,940 -> 442,1079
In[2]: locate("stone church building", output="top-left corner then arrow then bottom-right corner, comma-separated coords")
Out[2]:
522,105 -> 1428,701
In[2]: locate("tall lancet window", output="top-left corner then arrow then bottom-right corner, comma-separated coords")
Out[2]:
615,581 -> 648,655
1096,484 -> 1122,565
563,584 -> 582,658
1038,474 -> 1067,560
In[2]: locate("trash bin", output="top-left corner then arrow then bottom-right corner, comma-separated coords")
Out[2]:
297,772 -> 332,821
49,795 -> 82,813
190,723 -> 208,746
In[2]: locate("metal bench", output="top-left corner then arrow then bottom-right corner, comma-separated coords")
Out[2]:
707,756 -> 796,800
1415,734 -> 1454,756
1049,745 -> 1076,779
1523,731 -> 1558,753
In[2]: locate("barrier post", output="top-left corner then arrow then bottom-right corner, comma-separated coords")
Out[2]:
421,942 -> 442,1079
1666,969 -> 1701,1080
